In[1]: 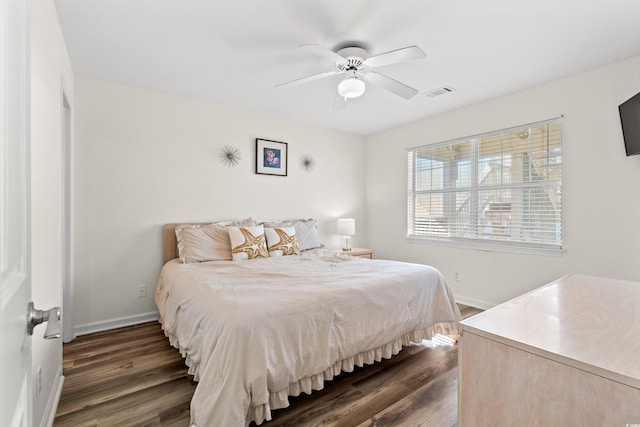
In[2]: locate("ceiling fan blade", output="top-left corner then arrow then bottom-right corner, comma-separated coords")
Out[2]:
363,45 -> 426,68
276,70 -> 341,88
364,71 -> 419,100
300,44 -> 347,65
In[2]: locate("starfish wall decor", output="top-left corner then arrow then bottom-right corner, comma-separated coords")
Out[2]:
219,144 -> 241,167
299,154 -> 316,172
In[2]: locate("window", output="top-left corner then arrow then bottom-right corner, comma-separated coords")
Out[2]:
407,119 -> 562,255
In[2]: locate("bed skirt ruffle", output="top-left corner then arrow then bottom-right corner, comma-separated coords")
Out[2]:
161,319 -> 459,426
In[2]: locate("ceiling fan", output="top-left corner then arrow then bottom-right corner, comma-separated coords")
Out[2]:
277,43 -> 426,102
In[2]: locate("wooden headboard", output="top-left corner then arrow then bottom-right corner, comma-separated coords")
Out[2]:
162,223 -> 210,264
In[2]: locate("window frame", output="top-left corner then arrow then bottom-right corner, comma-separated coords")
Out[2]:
407,118 -> 563,256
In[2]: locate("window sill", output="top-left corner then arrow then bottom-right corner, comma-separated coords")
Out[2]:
406,236 -> 563,257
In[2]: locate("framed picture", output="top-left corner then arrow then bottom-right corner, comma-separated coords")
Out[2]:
255,138 -> 288,176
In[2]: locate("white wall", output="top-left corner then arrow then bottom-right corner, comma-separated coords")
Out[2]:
72,56 -> 640,328
72,76 -> 366,330
366,56 -> 640,308
30,0 -> 74,425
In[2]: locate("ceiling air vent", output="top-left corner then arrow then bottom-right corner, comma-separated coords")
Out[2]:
425,86 -> 455,97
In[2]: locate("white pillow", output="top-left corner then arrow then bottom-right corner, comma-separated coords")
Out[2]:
264,226 -> 300,257
175,218 -> 256,263
228,225 -> 269,260
216,217 -> 257,227
175,223 -> 232,263
294,219 -> 321,251
263,218 -> 321,251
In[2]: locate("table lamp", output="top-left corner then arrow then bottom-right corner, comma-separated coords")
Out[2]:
337,218 -> 356,251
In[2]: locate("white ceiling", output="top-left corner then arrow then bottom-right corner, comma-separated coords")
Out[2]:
54,0 -> 640,135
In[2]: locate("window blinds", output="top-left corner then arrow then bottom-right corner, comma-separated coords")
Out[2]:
407,118 -> 562,254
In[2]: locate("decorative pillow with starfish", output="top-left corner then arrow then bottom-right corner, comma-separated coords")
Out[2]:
264,226 -> 300,257
228,225 -> 269,260
261,219 -> 321,251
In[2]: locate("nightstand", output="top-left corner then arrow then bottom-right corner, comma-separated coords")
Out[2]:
341,248 -> 373,259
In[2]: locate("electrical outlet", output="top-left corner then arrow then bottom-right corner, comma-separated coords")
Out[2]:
137,285 -> 147,298
454,272 -> 460,281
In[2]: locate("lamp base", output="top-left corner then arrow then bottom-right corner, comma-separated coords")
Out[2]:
342,235 -> 352,252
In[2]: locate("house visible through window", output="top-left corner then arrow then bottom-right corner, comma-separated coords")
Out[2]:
407,118 -> 562,255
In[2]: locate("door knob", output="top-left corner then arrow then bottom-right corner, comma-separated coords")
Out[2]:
27,302 -> 61,339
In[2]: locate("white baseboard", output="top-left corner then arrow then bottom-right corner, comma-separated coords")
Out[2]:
41,366 -> 64,427
454,294 -> 495,310
74,311 -> 158,336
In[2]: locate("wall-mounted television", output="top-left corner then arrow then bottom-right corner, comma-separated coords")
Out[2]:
619,91 -> 640,156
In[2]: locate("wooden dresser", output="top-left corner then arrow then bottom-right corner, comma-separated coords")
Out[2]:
458,274 -> 640,426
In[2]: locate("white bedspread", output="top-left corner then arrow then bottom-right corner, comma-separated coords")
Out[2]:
155,249 -> 461,427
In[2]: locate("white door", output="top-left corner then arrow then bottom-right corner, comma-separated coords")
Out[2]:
0,0 -> 32,425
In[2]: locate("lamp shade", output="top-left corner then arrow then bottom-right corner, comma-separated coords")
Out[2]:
337,218 -> 356,236
337,76 -> 365,99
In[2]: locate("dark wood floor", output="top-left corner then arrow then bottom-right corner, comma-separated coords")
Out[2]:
54,305 -> 482,427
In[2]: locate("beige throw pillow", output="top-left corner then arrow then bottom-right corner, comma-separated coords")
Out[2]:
175,223 -> 232,263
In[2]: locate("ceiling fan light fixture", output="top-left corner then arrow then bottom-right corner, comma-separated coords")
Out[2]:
338,75 -> 366,99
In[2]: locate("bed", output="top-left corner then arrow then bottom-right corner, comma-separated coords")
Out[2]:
155,221 -> 461,426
